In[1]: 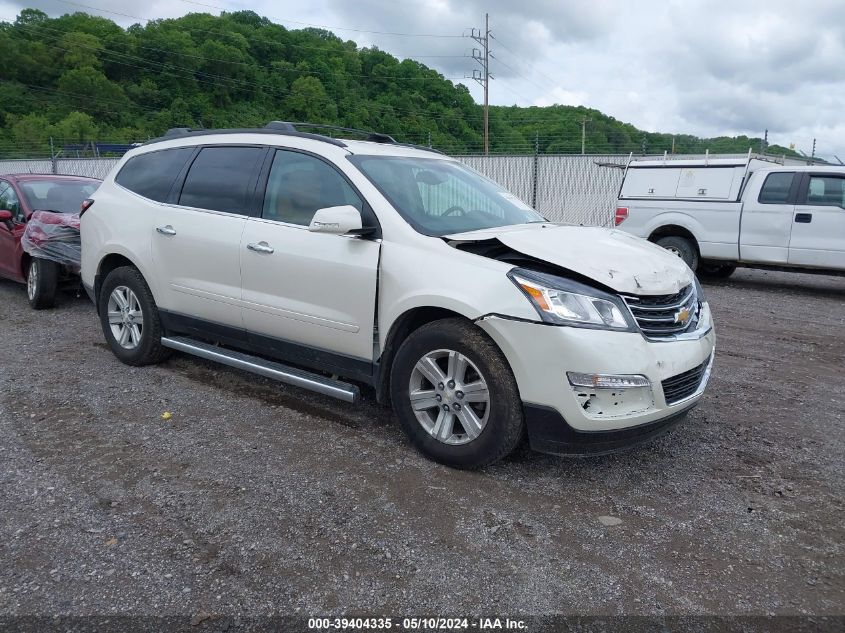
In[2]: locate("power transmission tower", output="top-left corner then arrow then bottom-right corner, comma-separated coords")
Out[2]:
470,14 -> 492,155
811,138 -> 816,161
762,129 -> 768,154
580,116 -> 591,155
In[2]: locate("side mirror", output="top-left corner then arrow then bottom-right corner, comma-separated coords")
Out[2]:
308,205 -> 363,235
0,209 -> 13,229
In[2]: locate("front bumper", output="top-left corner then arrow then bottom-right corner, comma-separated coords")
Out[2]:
522,401 -> 697,455
476,303 -> 715,449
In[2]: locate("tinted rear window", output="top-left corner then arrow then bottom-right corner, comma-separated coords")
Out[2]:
115,148 -> 193,202
758,172 -> 794,204
19,180 -> 99,214
178,146 -> 264,214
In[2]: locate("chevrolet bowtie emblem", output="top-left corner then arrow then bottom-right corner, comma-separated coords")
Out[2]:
674,307 -> 691,324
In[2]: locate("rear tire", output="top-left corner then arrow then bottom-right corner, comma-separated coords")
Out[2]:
656,236 -> 699,272
98,266 -> 170,366
390,318 -> 524,469
699,262 -> 737,279
27,258 -> 59,310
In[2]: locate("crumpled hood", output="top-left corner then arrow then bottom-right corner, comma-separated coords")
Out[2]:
446,224 -> 695,295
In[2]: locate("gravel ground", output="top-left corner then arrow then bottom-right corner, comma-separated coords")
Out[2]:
0,268 -> 843,625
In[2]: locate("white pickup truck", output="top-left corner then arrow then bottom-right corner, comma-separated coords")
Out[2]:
614,156 -> 845,277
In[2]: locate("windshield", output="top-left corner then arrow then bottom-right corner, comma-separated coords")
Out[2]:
349,156 -> 545,236
19,180 -> 99,215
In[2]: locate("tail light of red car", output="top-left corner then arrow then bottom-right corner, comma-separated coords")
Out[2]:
80,198 -> 95,217
614,206 -> 628,226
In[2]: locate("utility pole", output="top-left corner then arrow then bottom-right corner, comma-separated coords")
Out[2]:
762,129 -> 768,154
470,14 -> 491,155
811,138 -> 816,162
49,136 -> 57,174
580,116 -> 591,155
532,130 -> 539,209
671,136 -> 676,155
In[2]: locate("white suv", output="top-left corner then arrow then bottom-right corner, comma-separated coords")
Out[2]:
80,122 -> 715,468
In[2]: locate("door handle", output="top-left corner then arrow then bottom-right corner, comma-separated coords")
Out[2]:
795,213 -> 812,224
156,225 -> 177,236
247,241 -> 274,254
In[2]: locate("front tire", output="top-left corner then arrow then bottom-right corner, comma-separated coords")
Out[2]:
27,258 -> 59,310
390,318 -> 524,469
656,235 -> 699,272
699,262 -> 737,279
98,266 -> 170,366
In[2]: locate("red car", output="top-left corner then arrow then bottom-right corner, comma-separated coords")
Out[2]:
0,174 -> 100,308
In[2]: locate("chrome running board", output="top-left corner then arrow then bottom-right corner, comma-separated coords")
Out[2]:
160,336 -> 360,403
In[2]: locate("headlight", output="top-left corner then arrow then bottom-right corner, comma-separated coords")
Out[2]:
694,276 -> 707,303
508,268 -> 635,330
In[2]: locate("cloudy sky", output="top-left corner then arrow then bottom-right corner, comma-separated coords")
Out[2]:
3,0 -> 843,160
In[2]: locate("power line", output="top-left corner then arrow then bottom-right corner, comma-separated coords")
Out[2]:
53,0 -> 462,39
488,33 -> 559,87
7,25 -> 487,124
14,20 -> 469,85
490,55 -> 545,94
175,0 -> 465,37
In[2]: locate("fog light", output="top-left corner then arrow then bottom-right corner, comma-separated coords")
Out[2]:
567,372 -> 651,389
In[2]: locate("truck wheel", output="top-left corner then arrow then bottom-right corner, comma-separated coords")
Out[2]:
27,258 -> 59,310
98,266 -> 171,366
390,318 -> 525,469
656,236 -> 699,271
699,262 -> 737,279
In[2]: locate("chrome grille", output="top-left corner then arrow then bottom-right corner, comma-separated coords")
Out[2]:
622,285 -> 700,338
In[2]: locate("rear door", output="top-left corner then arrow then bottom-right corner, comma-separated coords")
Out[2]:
0,179 -> 26,281
738,171 -> 798,264
788,173 -> 845,270
151,145 -> 266,332
240,149 -> 380,376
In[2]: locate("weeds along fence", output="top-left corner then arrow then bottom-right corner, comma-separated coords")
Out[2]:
0,152 -> 806,227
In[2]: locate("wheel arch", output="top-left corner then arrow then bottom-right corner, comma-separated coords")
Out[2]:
648,223 -> 699,247
376,306 -> 510,405
94,252 -> 148,311
20,252 -> 31,279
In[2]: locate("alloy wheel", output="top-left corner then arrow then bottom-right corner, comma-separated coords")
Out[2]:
107,286 -> 144,349
408,349 -> 490,445
27,262 -> 38,301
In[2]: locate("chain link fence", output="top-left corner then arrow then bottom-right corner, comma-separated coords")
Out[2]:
0,151 -> 815,227
55,158 -> 120,180
0,157 -> 119,180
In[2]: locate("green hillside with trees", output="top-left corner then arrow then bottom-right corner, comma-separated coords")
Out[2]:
0,8 -> 797,157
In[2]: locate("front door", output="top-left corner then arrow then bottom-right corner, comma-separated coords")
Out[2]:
151,145 -> 266,330
788,173 -> 845,270
739,171 -> 797,264
0,180 -> 25,281
240,149 -> 380,373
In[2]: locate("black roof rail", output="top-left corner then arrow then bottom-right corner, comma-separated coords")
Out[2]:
145,126 -> 348,148
146,122 -> 443,155
270,121 -> 397,144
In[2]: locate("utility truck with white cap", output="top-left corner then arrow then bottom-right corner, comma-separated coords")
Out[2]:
614,154 -> 845,277
81,122 -> 715,468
